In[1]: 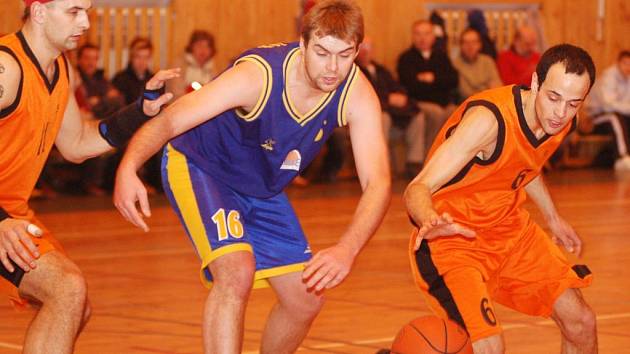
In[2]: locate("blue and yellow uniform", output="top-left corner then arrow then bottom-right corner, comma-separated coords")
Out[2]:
162,42 -> 360,288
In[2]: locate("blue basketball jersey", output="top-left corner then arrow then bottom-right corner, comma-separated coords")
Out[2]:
170,42 -> 360,198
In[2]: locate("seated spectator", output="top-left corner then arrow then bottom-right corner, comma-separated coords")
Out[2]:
108,37 -> 161,192
357,37 -> 422,178
172,30 -> 217,98
452,28 -> 502,101
467,9 -> 497,59
497,25 -> 540,86
75,43 -> 125,195
397,19 -> 458,175
586,50 -> 630,170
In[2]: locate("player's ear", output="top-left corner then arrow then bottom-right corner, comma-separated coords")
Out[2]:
530,72 -> 539,95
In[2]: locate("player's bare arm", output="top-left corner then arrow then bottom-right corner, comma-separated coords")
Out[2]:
525,175 -> 582,255
303,72 -> 391,291
114,60 -> 265,231
54,68 -> 179,163
0,51 -> 42,273
404,106 -> 498,245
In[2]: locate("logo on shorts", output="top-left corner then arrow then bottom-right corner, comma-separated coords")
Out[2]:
480,298 -> 497,326
304,246 -> 312,254
281,150 -> 302,171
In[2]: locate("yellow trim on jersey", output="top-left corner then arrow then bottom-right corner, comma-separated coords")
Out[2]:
199,243 -> 254,288
337,64 -> 359,127
282,48 -> 336,126
234,55 -> 273,122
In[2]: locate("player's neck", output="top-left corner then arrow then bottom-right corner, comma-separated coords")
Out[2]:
21,24 -> 61,81
521,88 -> 545,138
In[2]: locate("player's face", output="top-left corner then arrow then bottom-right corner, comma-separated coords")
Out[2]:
44,0 -> 91,51
302,34 -> 357,92
535,63 -> 591,135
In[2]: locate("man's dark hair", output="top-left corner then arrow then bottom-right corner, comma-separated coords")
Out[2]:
78,43 -> 99,59
536,44 -> 596,90
618,50 -> 630,61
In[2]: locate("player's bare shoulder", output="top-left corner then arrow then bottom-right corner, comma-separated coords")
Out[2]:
0,50 -> 22,112
344,67 -> 380,124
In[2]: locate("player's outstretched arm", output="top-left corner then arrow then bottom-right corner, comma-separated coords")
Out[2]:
404,106 -> 498,246
0,51 -> 21,114
55,69 -> 180,163
303,73 -> 391,291
113,61 -> 265,231
524,175 -> 582,255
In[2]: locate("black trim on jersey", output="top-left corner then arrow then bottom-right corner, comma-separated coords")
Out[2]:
572,264 -> 592,279
415,240 -> 469,334
0,46 -> 24,119
0,258 -> 26,288
61,53 -> 70,81
513,85 -> 551,148
568,115 -> 578,134
17,31 -> 60,94
439,100 -> 506,191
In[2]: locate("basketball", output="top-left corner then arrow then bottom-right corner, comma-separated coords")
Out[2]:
391,316 -> 473,354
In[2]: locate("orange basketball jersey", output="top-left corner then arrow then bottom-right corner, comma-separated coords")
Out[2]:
427,85 -> 575,229
0,32 -> 70,220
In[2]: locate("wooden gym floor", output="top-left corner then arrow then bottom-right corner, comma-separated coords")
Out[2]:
1,169 -> 629,353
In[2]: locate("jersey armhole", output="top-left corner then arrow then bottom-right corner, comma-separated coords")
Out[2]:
336,64 -> 359,127
233,55 -> 272,122
0,46 -> 24,119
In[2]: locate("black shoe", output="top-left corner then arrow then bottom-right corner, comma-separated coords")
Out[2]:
375,350 -> 391,354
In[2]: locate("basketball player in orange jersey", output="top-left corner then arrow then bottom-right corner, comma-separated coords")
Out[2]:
405,44 -> 597,354
0,1 -> 177,352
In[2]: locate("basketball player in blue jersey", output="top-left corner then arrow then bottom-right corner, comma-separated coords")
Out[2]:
113,0 -> 391,353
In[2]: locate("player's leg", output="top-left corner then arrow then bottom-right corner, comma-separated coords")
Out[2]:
161,144 -> 256,354
411,236 -> 505,354
490,220 -> 594,354
240,191 -> 320,353
204,251 -> 255,354
551,288 -> 597,354
261,272 -> 324,354
18,250 -> 90,354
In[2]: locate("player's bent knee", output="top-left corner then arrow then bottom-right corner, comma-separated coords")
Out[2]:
209,253 -> 255,300
472,334 -> 505,354
282,291 -> 325,321
58,269 -> 88,309
564,305 -> 597,343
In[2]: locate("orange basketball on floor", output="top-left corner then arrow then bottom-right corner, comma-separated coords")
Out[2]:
391,316 -> 473,354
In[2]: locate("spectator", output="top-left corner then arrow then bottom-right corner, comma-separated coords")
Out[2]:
172,30 -> 217,98
357,37 -> 422,177
108,37 -> 161,192
497,25 -> 540,85
112,37 -> 154,104
467,9 -> 497,59
397,19 -> 458,174
586,50 -> 630,170
452,28 -> 502,101
75,44 -> 125,195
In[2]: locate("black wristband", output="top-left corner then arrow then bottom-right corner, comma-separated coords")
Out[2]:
0,207 -> 10,222
98,100 -> 151,148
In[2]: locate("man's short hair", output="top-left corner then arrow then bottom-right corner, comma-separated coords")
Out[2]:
129,37 -> 153,55
301,0 -> 364,47
78,43 -> 99,59
618,50 -> 630,61
536,44 -> 596,91
23,0 -> 56,22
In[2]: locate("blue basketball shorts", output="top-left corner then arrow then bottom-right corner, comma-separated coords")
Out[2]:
161,144 -> 312,288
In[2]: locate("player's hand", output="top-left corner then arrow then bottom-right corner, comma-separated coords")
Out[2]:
548,216 -> 582,256
142,68 -> 180,117
414,212 -> 476,250
303,243 -> 355,292
113,170 -> 152,232
0,218 -> 42,272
